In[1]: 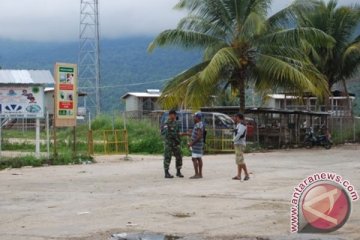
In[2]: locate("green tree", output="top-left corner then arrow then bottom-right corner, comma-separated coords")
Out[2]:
148,0 -> 334,112
297,0 -> 360,106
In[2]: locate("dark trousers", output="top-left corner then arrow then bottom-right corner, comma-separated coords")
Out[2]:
164,144 -> 182,170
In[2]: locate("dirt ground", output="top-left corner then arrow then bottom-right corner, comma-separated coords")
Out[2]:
0,145 -> 359,240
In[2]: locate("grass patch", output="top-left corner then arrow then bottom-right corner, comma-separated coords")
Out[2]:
53,115 -> 165,154
331,127 -> 359,144
0,155 -> 43,170
1,129 -> 47,139
2,141 -> 48,151
0,154 -> 94,170
244,143 -> 264,153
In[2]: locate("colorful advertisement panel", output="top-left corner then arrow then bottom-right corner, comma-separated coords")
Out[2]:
54,63 -> 78,127
0,85 -> 44,118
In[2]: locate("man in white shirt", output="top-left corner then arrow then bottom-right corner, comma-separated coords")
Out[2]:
232,113 -> 250,181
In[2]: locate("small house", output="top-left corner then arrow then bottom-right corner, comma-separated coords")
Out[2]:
265,91 -> 356,117
121,89 -> 161,117
0,69 -> 54,128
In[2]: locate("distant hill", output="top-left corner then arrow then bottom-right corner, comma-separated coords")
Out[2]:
0,37 -> 202,112
0,37 -> 359,115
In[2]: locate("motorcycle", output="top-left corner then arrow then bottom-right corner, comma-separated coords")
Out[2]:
303,127 -> 333,149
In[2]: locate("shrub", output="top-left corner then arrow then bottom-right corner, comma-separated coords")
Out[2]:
1,114 -> 192,156
126,119 -> 163,154
0,154 -> 94,170
0,155 -> 43,170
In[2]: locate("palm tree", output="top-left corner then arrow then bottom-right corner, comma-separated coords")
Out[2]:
148,0 -> 334,112
296,0 -> 360,111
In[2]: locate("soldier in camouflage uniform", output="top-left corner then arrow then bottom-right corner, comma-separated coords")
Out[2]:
161,109 -> 184,178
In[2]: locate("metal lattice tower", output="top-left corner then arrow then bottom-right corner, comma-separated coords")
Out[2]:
79,0 -> 101,116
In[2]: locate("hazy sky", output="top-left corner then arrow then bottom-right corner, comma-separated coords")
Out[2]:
0,0 -> 357,42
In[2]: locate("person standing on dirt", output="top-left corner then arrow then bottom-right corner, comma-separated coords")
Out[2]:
232,113 -> 250,181
188,112 -> 204,179
161,109 -> 184,179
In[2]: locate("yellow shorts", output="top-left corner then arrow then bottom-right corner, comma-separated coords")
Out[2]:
234,144 -> 245,165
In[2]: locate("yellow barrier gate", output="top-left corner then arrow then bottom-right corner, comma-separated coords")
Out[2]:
205,129 -> 234,153
88,129 -> 129,155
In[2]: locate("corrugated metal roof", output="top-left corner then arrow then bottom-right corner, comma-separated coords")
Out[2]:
122,92 -> 161,99
201,106 -> 331,116
0,70 -> 54,85
267,94 -> 298,99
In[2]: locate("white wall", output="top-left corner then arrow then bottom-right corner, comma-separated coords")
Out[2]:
125,96 -> 139,112
44,91 -> 54,115
264,98 -> 277,108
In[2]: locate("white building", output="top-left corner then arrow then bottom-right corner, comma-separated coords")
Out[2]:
0,70 -> 54,127
121,89 -> 161,113
44,87 -> 87,119
264,91 -> 356,117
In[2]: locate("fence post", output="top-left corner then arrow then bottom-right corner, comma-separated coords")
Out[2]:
72,126 -> 76,159
87,130 -> 93,155
124,129 -> 129,157
46,110 -> 50,159
123,111 -> 127,130
53,126 -> 57,160
353,118 -> 356,142
35,118 -> 40,158
22,118 -> 25,135
340,117 -> 343,143
88,111 -> 91,131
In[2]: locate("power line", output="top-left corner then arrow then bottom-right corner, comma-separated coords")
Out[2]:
78,78 -> 169,89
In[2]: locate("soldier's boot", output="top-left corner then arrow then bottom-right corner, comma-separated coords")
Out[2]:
165,169 -> 174,179
176,169 -> 184,178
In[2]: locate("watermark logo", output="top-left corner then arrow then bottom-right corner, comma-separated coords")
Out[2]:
290,172 -> 358,233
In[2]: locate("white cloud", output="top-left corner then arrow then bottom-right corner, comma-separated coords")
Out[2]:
99,0 -> 184,39
0,0 -> 184,42
0,0 -> 357,42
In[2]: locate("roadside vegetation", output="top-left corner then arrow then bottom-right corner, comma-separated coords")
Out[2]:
1,115 -> 185,169
1,115 -> 164,155
0,154 -> 94,170
331,120 -> 360,144
2,114 -> 360,170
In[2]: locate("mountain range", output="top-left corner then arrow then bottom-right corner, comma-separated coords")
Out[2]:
0,37 -> 359,115
0,37 -> 201,112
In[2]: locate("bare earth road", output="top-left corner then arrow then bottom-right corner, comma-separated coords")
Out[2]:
0,145 -> 359,240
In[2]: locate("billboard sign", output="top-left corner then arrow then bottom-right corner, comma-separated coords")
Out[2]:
0,85 -> 45,118
54,63 -> 78,127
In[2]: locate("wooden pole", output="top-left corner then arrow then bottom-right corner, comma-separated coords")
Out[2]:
35,118 -> 40,158
87,130 -> 93,156
53,122 -> 57,161
46,111 -> 50,159
73,126 -> 76,159
53,88 -> 57,162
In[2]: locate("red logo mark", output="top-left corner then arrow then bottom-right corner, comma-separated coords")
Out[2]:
301,183 -> 351,232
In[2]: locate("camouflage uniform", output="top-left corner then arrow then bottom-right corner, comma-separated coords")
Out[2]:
161,119 -> 183,170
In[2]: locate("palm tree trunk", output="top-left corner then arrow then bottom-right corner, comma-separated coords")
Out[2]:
239,76 -> 245,113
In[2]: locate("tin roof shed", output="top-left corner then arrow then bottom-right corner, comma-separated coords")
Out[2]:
0,70 -> 54,85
